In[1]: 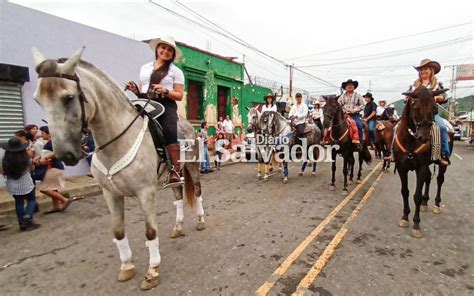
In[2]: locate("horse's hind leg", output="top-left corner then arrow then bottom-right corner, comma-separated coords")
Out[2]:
104,190 -> 135,282
433,165 -> 447,214
137,188 -> 161,290
193,174 -> 206,230
330,150 -> 336,190
357,151 -> 363,184
421,169 -> 432,212
312,162 -> 317,176
342,155 -> 349,195
397,168 -> 410,229
348,154 -> 354,185
257,162 -> 263,180
171,186 -> 185,238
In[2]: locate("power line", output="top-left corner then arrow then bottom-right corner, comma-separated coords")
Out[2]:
148,0 -> 338,88
297,36 -> 473,67
284,21 -> 473,61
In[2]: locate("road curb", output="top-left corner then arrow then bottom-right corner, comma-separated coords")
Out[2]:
0,183 -> 102,215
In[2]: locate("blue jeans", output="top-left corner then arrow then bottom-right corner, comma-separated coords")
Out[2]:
200,144 -> 211,172
13,189 -> 36,225
368,119 -> 376,144
435,114 -> 450,156
351,113 -> 364,145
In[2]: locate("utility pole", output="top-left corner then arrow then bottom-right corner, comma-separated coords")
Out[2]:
446,65 -> 457,121
242,54 -> 253,85
289,63 -> 294,99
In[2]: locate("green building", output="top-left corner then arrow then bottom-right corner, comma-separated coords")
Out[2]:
171,41 -> 271,134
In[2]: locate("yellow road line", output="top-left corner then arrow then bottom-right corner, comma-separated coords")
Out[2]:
255,162 -> 382,296
292,170 -> 385,296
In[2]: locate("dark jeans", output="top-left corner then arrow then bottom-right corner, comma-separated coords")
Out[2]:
296,123 -> 305,138
367,119 -> 376,145
13,189 -> 36,225
216,151 -> 223,168
157,107 -> 178,145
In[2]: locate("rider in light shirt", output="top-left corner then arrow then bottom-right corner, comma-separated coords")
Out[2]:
262,93 -> 277,112
289,93 -> 308,138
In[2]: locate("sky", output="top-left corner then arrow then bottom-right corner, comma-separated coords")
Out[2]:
10,0 -> 474,103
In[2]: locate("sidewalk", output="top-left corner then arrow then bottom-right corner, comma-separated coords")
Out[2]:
0,175 -> 102,214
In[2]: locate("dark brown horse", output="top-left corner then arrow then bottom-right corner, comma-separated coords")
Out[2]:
394,86 -> 448,238
322,94 -> 371,195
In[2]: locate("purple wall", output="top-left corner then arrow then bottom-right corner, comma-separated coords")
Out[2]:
0,2 -> 154,180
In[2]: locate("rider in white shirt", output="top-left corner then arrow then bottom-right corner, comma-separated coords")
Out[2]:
311,101 -> 324,131
289,93 -> 309,138
262,93 -> 277,113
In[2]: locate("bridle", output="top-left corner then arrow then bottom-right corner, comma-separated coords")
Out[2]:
38,72 -> 89,133
38,64 -> 150,155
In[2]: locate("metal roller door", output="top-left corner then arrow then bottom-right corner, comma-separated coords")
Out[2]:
0,82 -> 25,143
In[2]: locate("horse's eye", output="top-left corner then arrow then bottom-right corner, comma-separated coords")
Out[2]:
63,94 -> 75,104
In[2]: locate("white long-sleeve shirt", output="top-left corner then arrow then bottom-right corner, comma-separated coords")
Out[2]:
222,119 -> 234,133
289,103 -> 308,125
312,108 -> 323,120
262,104 -> 277,112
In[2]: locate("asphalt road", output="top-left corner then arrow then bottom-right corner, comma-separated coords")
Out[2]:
0,142 -> 472,296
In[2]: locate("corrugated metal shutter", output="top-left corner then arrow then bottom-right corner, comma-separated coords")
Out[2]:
0,82 -> 25,143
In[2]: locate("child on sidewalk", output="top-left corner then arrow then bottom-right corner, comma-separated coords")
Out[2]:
1,137 -> 41,231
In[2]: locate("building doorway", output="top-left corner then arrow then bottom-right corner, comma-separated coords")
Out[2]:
217,86 -> 229,120
187,81 -> 203,121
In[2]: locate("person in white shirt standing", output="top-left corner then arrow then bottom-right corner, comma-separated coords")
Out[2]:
222,115 -> 234,149
289,93 -> 309,139
311,101 -> 324,131
262,93 -> 277,113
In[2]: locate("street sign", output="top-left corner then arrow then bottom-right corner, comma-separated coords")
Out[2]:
456,64 -> 474,81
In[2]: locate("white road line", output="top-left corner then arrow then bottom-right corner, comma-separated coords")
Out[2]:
454,153 -> 463,160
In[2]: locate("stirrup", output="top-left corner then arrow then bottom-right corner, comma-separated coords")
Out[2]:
162,170 -> 184,188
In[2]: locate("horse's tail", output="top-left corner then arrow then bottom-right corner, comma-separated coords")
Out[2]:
183,165 -> 196,208
362,146 -> 372,164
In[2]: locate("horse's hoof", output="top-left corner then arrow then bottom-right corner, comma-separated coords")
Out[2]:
263,176 -> 269,182
398,219 -> 409,228
420,205 -> 428,212
341,190 -> 348,196
257,175 -> 262,180
171,223 -> 185,238
196,220 -> 206,231
311,172 -> 316,176
432,206 -> 441,214
411,228 -> 423,238
117,268 -> 135,282
140,267 -> 160,290
356,179 -> 362,184
298,172 -> 304,176
283,177 -> 288,184
329,185 -> 336,191
348,180 -> 353,185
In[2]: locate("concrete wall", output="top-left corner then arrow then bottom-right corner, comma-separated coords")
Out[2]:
0,2 -> 153,180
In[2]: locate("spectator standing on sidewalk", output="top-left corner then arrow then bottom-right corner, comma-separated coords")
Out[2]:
37,126 -> 72,214
1,137 -> 41,231
215,132 -> 228,170
222,115 -> 234,149
199,122 -> 213,174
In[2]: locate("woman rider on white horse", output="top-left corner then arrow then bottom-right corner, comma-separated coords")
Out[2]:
125,36 -> 185,187
262,93 -> 277,112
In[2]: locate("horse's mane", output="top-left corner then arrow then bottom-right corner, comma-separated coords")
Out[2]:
73,59 -> 134,108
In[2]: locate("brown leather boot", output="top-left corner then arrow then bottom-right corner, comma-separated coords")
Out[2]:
164,144 -> 184,188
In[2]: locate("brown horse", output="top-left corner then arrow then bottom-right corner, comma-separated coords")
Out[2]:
393,86 -> 448,238
322,94 -> 371,195
375,120 -> 395,171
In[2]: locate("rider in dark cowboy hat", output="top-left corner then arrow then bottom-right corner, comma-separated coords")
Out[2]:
362,92 -> 377,149
125,36 -> 185,187
339,79 -> 365,146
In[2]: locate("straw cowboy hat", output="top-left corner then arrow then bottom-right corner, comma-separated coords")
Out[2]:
341,79 -> 359,90
149,36 -> 183,63
264,93 -> 276,103
1,137 -> 28,152
414,59 -> 441,74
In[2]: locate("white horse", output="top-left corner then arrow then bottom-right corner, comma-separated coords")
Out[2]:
32,47 -> 205,290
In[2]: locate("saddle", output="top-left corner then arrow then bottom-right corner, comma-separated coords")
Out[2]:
131,99 -> 166,159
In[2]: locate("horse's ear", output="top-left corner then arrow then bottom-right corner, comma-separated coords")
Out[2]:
32,47 -> 46,68
245,106 -> 250,111
432,88 -> 449,96
402,92 -> 417,98
58,46 -> 85,75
